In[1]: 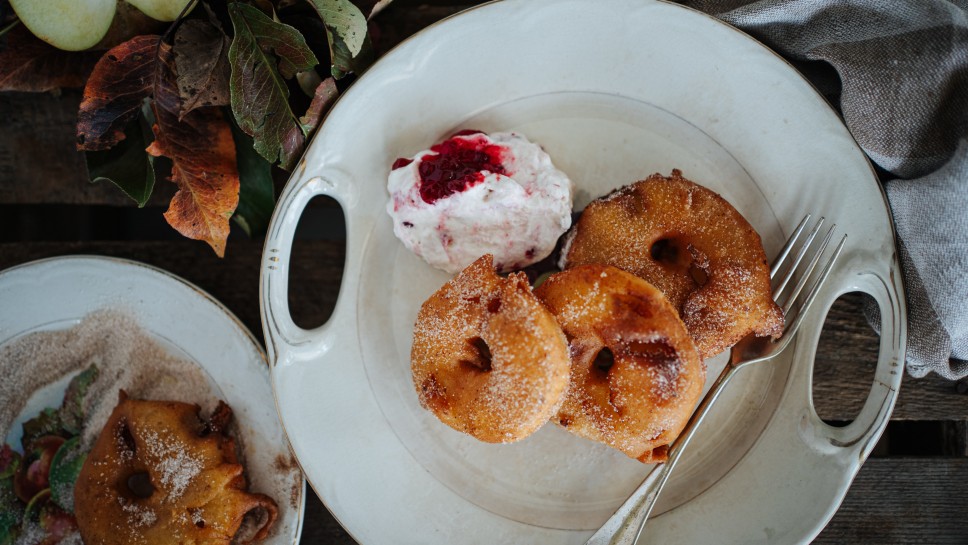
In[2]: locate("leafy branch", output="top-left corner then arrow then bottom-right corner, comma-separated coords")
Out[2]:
0,0 -> 384,256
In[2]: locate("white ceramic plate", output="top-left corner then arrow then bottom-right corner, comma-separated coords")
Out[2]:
261,1 -> 906,543
0,256 -> 304,545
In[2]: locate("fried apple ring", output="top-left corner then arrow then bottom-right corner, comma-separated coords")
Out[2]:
411,254 -> 571,443
74,393 -> 278,545
535,265 -> 704,463
560,170 -> 783,359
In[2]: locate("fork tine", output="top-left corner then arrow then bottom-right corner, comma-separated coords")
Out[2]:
778,233 -> 847,347
773,216 -> 825,298
770,214 -> 811,279
780,225 -> 837,314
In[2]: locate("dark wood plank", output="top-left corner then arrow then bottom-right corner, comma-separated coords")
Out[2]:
0,92 -> 177,206
815,457 -> 968,544
0,91 -> 82,199
812,293 -> 968,422
371,3 -> 476,55
892,374 -> 968,423
947,421 -> 968,457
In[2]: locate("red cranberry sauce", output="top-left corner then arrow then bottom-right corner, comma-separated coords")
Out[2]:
414,133 -> 509,204
390,132 -> 483,171
391,157 -> 413,170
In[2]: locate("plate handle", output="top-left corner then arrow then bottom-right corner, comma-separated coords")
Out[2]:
813,266 -> 906,457
260,170 -> 355,368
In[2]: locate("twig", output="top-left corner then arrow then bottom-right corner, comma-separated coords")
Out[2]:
0,19 -> 20,38
161,0 -> 202,44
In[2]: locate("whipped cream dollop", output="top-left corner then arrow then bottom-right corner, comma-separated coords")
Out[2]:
386,131 -> 574,274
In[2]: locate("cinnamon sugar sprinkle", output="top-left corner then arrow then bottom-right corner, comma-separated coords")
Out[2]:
0,309 -> 217,451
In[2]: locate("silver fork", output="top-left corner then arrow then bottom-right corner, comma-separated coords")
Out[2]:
585,214 -> 847,545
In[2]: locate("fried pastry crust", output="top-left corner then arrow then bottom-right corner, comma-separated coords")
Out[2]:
74,393 -> 278,545
535,265 -> 704,463
411,254 -> 571,443
561,170 -> 783,359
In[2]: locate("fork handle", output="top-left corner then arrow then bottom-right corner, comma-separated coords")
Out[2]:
584,461 -> 671,545
585,363 -> 740,545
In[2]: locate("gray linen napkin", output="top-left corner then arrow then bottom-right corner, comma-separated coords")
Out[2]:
680,0 -> 968,378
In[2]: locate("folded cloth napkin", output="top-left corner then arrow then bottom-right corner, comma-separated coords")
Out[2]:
681,0 -> 968,379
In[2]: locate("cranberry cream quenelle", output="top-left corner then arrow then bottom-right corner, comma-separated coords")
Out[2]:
386,130 -> 573,274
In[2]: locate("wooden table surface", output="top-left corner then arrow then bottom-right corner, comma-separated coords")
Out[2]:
2,1 -> 967,543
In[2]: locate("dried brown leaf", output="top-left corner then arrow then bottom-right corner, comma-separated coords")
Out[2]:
76,35 -> 160,151
174,19 -> 231,119
148,42 -> 240,257
298,77 -> 338,134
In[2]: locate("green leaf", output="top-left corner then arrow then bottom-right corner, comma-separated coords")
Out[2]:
20,409 -> 62,452
307,0 -> 372,78
58,365 -> 98,436
20,366 -> 99,450
329,29 -> 373,79
307,0 -> 366,55
229,116 -> 275,237
85,111 -> 156,207
228,2 -> 318,170
47,438 -> 85,513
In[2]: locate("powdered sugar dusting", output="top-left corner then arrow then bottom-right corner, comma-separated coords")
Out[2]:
118,497 -> 158,528
141,429 -> 203,501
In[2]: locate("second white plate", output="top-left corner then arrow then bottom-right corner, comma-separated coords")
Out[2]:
0,256 -> 305,545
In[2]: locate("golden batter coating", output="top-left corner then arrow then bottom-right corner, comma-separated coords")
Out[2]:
74,393 -> 278,545
411,254 -> 571,443
535,265 -> 704,463
560,170 -> 783,359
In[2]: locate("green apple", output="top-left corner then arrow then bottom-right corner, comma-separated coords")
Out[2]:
10,0 -> 194,51
9,0 -> 117,51
125,0 -> 195,22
